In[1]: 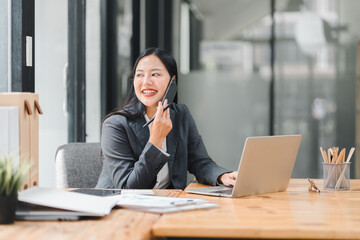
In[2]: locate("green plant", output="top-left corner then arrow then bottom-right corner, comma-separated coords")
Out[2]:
0,156 -> 28,196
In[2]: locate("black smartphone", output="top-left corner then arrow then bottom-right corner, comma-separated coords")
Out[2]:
161,76 -> 178,105
143,76 -> 178,128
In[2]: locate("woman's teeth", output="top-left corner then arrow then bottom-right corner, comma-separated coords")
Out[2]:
143,90 -> 156,94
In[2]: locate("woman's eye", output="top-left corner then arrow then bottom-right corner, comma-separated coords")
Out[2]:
152,73 -> 160,76
136,74 -> 143,77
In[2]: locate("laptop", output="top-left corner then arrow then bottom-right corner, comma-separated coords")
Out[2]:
186,135 -> 302,197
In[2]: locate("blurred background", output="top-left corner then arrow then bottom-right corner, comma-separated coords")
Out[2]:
1,0 -> 359,187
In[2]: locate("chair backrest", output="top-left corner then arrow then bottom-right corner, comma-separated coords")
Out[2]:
55,142 -> 102,188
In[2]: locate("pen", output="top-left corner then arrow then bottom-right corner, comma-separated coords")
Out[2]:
143,103 -> 173,128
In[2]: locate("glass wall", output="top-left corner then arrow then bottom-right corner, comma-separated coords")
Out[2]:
35,0 -> 68,187
24,0 -> 360,187
36,0 -> 103,187
177,0 -> 359,178
34,0 -> 133,187
176,0 -> 271,171
275,0 -> 359,178
115,0 -> 133,108
86,0 -> 101,142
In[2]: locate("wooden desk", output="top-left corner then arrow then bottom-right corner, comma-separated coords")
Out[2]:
0,190 -> 180,240
2,180 -> 360,240
152,179 -> 360,239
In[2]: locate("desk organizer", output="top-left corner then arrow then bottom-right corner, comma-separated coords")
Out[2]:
319,146 -> 354,191
323,162 -> 351,190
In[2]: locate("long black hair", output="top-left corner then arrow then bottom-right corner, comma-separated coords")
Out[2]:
103,47 -> 178,122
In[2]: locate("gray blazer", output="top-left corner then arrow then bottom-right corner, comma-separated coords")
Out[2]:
96,104 -> 229,189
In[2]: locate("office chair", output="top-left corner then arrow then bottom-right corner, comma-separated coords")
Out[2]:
55,142 -> 102,188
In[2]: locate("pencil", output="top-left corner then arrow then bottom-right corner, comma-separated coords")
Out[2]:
323,149 -> 329,163
320,147 -> 327,163
337,148 -> 345,163
143,103 -> 173,128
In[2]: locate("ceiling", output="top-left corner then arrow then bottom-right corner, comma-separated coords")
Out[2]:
190,0 -> 288,40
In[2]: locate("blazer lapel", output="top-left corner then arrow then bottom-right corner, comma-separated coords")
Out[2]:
128,109 -> 180,171
128,116 -> 149,152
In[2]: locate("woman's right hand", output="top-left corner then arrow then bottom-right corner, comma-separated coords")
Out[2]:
148,99 -> 172,149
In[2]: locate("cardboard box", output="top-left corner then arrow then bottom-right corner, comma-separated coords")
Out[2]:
0,93 -> 42,190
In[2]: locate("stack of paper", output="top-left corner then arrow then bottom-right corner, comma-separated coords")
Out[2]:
17,187 -> 119,220
108,194 -> 218,213
0,106 -> 19,168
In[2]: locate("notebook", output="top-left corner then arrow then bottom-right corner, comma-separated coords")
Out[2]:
16,187 -> 119,220
186,135 -> 302,197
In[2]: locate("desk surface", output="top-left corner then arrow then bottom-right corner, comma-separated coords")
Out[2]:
0,189 -> 180,240
152,179 -> 360,239
2,180 -> 360,240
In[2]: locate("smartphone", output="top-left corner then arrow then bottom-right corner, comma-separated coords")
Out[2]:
143,76 -> 178,128
161,76 -> 178,105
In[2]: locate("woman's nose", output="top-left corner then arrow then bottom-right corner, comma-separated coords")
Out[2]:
143,75 -> 153,85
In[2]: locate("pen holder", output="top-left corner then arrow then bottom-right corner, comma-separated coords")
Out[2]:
323,162 -> 351,190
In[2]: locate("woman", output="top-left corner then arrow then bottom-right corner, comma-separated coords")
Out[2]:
96,47 -> 237,189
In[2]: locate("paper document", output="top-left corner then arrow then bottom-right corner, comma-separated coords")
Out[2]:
113,195 -> 207,208
140,203 -> 218,213
18,187 -> 216,217
0,107 -> 19,168
108,194 -> 218,213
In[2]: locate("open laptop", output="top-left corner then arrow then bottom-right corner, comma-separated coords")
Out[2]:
186,135 -> 302,197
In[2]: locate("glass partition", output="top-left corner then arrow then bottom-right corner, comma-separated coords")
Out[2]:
177,0 -> 271,171
275,0 -> 358,178
177,0 -> 359,178
35,0 -> 68,187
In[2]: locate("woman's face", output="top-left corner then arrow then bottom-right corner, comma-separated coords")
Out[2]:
134,54 -> 171,110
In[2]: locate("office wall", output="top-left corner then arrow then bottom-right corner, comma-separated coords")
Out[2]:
177,0 -> 271,173
339,0 -> 360,41
31,0 -> 360,186
274,0 -> 359,178
35,0 -> 101,187
177,0 -> 360,179
339,0 -> 360,177
35,0 -> 68,187
338,0 -> 360,178
86,0 -> 101,142
357,42 -> 360,177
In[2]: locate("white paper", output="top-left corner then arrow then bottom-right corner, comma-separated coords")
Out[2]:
0,106 -> 19,168
19,187 -> 118,216
110,194 -> 210,209
125,203 -> 218,213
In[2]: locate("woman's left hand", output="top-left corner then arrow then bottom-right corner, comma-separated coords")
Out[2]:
219,171 -> 238,186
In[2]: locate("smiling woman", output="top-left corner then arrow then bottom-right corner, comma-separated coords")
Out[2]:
95,47 -> 237,190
